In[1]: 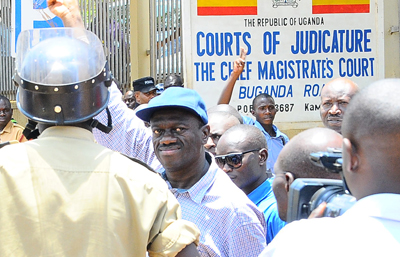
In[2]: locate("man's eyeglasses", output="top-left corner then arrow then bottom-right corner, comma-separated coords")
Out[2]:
215,149 -> 261,169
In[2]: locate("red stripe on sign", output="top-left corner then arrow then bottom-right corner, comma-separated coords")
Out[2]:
312,4 -> 370,14
198,6 -> 257,16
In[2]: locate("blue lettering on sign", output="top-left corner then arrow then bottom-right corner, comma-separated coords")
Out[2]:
338,57 -> 375,77
291,29 -> 372,55
196,31 -> 252,57
221,61 -> 252,81
194,62 -> 215,81
304,84 -> 325,97
239,85 -> 293,99
257,59 -> 333,80
263,31 -> 280,55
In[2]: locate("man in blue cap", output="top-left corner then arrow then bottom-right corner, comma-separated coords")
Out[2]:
136,87 -> 267,256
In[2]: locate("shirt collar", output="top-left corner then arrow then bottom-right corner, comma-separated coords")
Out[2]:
254,121 -> 281,139
0,120 -> 13,134
248,178 -> 273,205
344,193 -> 400,222
162,152 -> 217,204
39,126 -> 95,142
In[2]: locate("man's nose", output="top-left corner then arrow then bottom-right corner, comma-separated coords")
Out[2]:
159,130 -> 178,145
204,137 -> 215,149
221,163 -> 232,173
328,103 -> 341,114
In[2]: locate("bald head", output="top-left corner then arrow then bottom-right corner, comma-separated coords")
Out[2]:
273,127 -> 342,221
204,111 -> 241,155
275,128 -> 343,179
320,78 -> 359,134
219,124 -> 267,151
216,124 -> 268,195
342,78 -> 400,199
207,104 -> 243,124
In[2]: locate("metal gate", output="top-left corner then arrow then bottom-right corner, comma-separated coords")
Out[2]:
0,0 -> 14,100
80,0 -> 131,92
150,0 -> 182,84
0,0 -> 131,101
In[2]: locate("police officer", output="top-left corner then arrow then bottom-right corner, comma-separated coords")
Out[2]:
0,25 -> 200,256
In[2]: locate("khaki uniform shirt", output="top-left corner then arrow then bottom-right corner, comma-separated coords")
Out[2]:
0,126 -> 199,256
0,120 -> 27,142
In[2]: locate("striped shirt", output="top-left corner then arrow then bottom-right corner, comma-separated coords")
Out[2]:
162,153 -> 267,257
93,82 -> 162,172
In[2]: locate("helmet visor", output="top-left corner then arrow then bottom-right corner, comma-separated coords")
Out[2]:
16,28 -> 106,85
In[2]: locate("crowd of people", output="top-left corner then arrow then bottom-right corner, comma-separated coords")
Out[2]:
0,0 -> 399,256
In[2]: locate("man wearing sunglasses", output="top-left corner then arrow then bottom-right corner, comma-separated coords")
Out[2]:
136,87 -> 267,256
215,124 -> 285,244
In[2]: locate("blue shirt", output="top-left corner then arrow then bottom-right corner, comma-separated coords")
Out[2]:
93,82 -> 163,172
241,115 -> 255,125
254,121 -> 289,173
248,177 -> 286,244
162,153 -> 267,257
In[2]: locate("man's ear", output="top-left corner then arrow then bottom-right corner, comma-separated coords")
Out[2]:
134,91 -> 141,103
200,124 -> 210,144
284,172 -> 295,193
258,148 -> 268,165
342,138 -> 359,173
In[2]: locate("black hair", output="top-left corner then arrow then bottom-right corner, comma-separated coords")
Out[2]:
252,93 -> 274,107
0,95 -> 11,108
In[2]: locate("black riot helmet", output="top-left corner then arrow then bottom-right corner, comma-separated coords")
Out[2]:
13,28 -> 112,132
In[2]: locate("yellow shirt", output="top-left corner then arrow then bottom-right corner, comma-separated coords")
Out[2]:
0,126 -> 199,256
0,120 -> 27,142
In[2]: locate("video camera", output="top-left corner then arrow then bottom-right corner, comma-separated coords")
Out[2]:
286,148 -> 356,223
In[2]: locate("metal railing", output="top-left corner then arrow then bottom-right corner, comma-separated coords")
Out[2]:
0,0 -> 131,100
150,0 -> 182,84
80,0 -> 131,91
0,0 -> 15,100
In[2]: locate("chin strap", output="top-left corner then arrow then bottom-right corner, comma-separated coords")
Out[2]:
89,107 -> 113,134
22,119 -> 40,140
22,107 -> 113,139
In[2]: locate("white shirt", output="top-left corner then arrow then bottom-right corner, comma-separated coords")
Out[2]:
259,193 -> 400,257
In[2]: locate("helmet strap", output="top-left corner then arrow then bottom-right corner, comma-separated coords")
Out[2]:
89,107 -> 113,134
22,120 -> 40,140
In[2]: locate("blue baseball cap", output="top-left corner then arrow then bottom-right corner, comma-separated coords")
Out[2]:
136,87 -> 208,124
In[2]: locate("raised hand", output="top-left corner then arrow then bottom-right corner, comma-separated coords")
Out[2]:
47,0 -> 84,28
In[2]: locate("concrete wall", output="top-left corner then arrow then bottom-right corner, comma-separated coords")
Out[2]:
384,0 -> 400,78
130,0 -> 151,83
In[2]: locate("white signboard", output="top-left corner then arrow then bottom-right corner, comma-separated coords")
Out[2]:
182,0 -> 384,123
11,0 -> 63,57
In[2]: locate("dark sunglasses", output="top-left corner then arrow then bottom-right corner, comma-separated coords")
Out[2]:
215,149 -> 261,169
